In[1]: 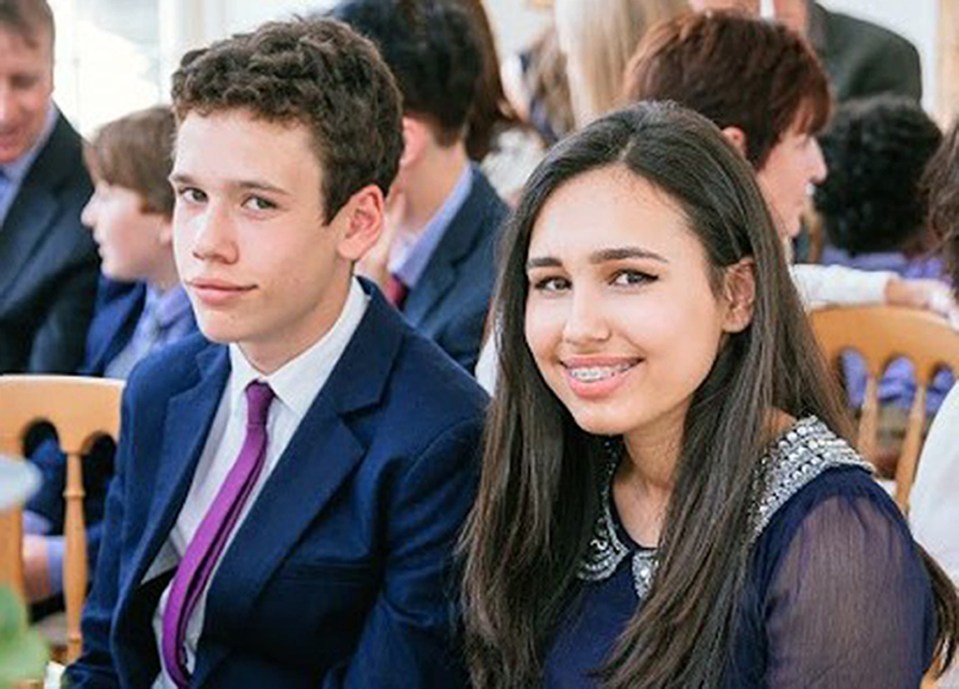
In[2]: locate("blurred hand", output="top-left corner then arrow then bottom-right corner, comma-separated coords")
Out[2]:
884,277 -> 959,329
22,535 -> 52,603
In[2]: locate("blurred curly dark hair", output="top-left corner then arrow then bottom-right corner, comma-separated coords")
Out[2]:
922,119 -> 959,290
327,0 -> 482,147
814,96 -> 941,256
171,18 -> 404,223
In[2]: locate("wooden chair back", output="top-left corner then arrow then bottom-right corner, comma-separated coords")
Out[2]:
809,306 -> 959,512
0,375 -> 123,663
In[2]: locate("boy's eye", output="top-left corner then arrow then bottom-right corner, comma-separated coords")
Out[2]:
243,196 -> 276,211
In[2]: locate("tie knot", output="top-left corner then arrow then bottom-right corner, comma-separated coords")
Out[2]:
244,381 -> 274,428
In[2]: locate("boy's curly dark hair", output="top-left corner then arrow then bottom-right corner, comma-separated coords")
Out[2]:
328,0 -> 482,147
814,95 -> 941,256
923,120 -> 959,290
171,18 -> 404,223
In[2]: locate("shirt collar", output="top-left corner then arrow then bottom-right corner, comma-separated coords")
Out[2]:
389,162 -> 474,288
1,103 -> 58,184
227,276 -> 369,421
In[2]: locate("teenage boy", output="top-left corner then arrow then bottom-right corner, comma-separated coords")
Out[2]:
67,18 -> 486,688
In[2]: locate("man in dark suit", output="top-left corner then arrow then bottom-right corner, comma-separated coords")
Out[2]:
330,0 -> 509,373
691,0 -> 922,103
769,0 -> 922,102
66,17 -> 487,689
0,0 -> 99,373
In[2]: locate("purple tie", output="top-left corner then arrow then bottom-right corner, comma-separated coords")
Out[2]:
161,381 -> 275,687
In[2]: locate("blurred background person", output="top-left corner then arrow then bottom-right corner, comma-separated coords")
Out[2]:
910,115 -> 959,639
500,23 -> 575,147
910,116 -> 959,689
457,0 -> 545,204
624,11 -> 955,317
0,0 -> 99,374
23,105 -> 195,611
688,0 -> 922,102
553,0 -> 686,128
329,0 -> 508,372
814,95 -> 952,475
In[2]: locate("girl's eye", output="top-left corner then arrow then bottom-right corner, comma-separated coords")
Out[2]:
243,196 -> 277,211
611,269 -> 656,287
531,276 -> 571,293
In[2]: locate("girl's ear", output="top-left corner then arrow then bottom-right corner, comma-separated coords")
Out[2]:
722,257 -> 756,333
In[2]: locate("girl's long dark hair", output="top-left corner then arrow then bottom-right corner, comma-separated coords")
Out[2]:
461,101 -> 958,687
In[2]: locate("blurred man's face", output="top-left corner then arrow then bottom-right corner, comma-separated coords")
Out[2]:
688,0 -> 807,34
0,26 -> 53,164
688,0 -> 760,12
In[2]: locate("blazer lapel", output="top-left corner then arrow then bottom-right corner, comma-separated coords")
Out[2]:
0,184 -> 58,297
403,167 -> 489,327
121,345 -> 230,601
82,283 -> 146,376
193,288 -> 405,687
0,114 -> 81,299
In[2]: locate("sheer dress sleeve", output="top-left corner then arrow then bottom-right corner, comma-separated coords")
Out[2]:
763,490 -> 935,688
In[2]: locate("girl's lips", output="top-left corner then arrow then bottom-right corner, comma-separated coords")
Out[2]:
561,359 -> 640,399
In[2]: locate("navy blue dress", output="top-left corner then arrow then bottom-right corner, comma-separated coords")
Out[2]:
544,417 -> 937,688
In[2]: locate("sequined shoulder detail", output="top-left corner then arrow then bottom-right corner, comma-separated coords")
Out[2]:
575,416 -> 872,600
750,415 -> 872,539
576,458 -> 630,582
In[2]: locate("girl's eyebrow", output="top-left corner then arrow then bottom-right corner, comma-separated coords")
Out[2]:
526,246 -> 669,271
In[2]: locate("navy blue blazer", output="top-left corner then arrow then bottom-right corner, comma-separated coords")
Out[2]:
0,112 -> 99,373
401,166 -> 507,372
82,278 -> 147,377
66,283 -> 488,688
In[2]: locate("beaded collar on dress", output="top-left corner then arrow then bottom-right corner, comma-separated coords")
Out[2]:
575,416 -> 872,599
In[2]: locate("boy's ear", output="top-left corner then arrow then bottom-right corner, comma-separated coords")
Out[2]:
398,116 -> 429,169
720,126 -> 748,158
337,184 -> 385,262
722,257 -> 756,333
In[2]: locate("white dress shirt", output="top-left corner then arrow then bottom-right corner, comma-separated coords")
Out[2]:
150,278 -> 369,687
